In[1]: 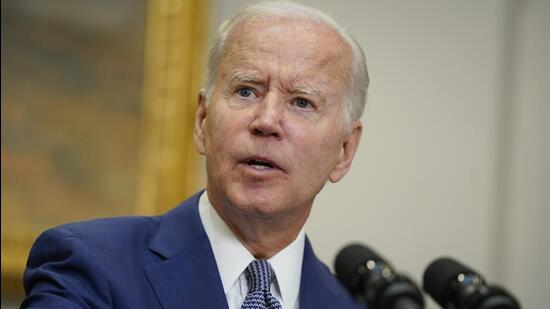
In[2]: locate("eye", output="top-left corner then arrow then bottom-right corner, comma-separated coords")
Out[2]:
237,87 -> 254,98
294,98 -> 313,109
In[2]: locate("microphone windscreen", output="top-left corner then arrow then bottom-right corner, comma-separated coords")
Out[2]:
334,243 -> 384,291
423,257 -> 475,305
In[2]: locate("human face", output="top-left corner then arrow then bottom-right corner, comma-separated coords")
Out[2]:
195,18 -> 362,220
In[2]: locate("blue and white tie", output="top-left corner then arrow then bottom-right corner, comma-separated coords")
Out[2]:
241,260 -> 283,309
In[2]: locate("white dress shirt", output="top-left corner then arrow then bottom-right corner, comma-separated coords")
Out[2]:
198,191 -> 305,309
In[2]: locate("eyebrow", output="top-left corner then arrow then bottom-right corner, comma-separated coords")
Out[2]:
229,71 -> 325,98
292,85 -> 322,97
229,71 -> 262,84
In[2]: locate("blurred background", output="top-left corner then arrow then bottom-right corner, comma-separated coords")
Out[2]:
2,0 -> 548,308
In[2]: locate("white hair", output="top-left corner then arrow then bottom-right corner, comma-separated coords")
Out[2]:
204,1 -> 369,129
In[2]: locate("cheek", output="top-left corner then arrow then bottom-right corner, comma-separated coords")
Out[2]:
205,110 -> 232,149
294,132 -> 342,178
203,109 -> 247,163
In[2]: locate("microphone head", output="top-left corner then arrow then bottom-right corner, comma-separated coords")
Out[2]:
423,257 -> 521,309
423,257 -> 481,306
334,243 -> 386,293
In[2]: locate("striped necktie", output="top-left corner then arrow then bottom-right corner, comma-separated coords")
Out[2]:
241,260 -> 283,309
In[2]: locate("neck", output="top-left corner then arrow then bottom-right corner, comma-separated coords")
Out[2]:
209,193 -> 311,259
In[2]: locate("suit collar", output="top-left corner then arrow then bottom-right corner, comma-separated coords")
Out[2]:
145,191 -> 228,309
299,237 -> 346,308
148,191 -> 205,258
145,191 -> 347,309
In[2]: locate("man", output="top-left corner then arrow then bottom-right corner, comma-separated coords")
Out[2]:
22,1 -> 368,308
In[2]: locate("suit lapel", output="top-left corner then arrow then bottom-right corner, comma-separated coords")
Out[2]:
299,238 -> 345,309
143,192 -> 352,309
145,191 -> 228,309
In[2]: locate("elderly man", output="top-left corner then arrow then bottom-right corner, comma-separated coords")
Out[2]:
22,1 -> 368,308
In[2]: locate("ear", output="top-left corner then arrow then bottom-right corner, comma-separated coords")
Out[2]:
194,90 -> 208,155
329,121 -> 363,183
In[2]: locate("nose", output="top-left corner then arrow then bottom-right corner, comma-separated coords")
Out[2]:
248,92 -> 284,139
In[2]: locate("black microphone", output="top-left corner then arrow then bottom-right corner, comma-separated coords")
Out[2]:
335,243 -> 425,309
423,257 -> 521,309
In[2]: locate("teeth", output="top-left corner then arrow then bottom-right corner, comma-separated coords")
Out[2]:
251,164 -> 270,170
247,159 -> 274,169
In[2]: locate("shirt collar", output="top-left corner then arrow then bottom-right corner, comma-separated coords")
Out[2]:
268,225 -> 305,309
198,191 -> 305,308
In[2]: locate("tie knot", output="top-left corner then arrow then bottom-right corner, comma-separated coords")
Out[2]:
245,260 -> 275,292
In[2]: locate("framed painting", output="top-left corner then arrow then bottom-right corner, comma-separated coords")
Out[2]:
1,0 -> 208,297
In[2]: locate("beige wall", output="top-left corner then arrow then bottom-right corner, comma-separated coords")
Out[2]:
499,1 -> 550,308
211,1 -> 549,308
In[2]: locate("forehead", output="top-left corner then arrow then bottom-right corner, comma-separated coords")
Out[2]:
220,17 -> 352,91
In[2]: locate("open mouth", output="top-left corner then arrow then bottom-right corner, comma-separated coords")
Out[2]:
242,156 -> 282,171
246,159 -> 274,170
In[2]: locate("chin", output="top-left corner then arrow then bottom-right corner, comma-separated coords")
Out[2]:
227,185 -> 295,219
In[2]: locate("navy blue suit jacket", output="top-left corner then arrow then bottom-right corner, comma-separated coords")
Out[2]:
23,191 -> 363,308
